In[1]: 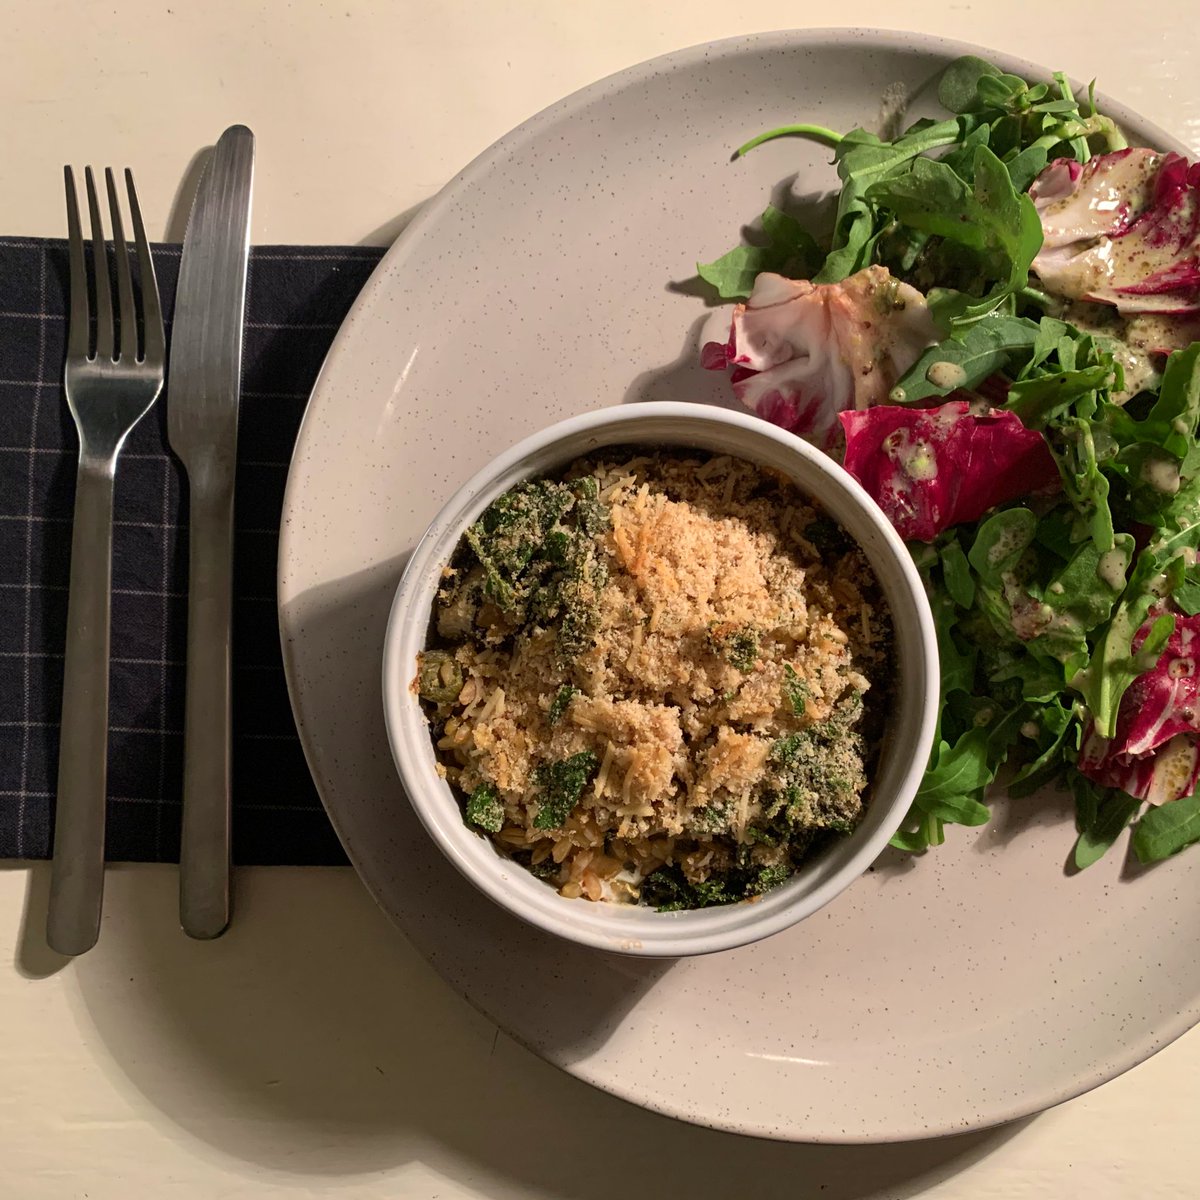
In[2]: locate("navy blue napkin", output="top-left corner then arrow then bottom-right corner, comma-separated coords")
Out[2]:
0,237 -> 385,864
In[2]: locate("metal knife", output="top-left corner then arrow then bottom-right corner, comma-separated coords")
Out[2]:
168,124 -> 254,939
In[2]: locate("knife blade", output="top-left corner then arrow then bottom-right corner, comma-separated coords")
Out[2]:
168,124 -> 254,939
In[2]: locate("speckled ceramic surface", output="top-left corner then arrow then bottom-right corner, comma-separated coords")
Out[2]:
278,29 -> 1200,1141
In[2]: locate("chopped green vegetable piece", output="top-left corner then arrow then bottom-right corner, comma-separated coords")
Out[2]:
532,751 -> 599,830
449,474 -> 609,664
709,623 -> 761,672
417,651 -> 464,704
465,784 -> 505,834
548,684 -> 578,725
802,516 -> 852,555
727,627 -> 760,672
746,864 -> 792,895
783,664 -> 809,716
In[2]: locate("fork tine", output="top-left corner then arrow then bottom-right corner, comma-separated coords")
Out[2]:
84,167 -> 114,362
124,169 -> 163,367
63,167 -> 90,362
104,168 -> 137,363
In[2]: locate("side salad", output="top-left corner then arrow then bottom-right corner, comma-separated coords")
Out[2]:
698,55 -> 1200,868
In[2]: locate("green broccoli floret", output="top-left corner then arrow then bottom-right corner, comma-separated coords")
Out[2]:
465,784 -> 505,833
532,750 -> 599,829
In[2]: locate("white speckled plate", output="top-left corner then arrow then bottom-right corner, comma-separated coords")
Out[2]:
278,29 -> 1200,1141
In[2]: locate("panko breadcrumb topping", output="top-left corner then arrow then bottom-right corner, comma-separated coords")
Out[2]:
416,451 -> 892,909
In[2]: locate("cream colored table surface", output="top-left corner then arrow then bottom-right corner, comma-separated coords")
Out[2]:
3,2 -> 1199,1197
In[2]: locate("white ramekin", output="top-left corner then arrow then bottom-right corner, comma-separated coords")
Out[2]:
382,402 -> 937,956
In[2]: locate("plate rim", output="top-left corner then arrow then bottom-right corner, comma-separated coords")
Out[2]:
278,25 -> 1197,1142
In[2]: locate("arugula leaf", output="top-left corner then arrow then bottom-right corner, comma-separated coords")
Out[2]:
697,205 -> 825,301
1073,788 -> 1142,869
940,540 -> 976,609
893,314 -> 1039,404
866,146 -> 1042,315
1071,769 -> 1100,833
1105,344 -> 1200,509
1145,343 -> 1200,452
977,71 -> 1036,111
937,613 -> 977,704
890,827 -> 935,852
1026,534 -> 1133,675
923,554 -> 978,724
1172,567 -> 1200,616
815,118 -> 977,284
1132,792 -> 1200,862
912,728 -> 994,825
1005,363 -> 1114,428
1004,144 -> 1050,192
1077,606 -> 1175,740
1043,412 -> 1116,551
969,508 -> 1038,582
1008,701 -> 1076,797
990,653 -> 1067,703
966,508 -> 1037,644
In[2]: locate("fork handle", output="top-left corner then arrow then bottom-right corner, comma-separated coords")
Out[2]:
47,456 -> 116,956
178,480 -> 234,939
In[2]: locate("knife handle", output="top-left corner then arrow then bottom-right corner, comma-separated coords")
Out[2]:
179,480 -> 234,939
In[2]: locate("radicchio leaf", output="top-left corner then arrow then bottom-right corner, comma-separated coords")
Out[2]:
838,400 -> 1060,542
1079,611 -> 1200,803
1031,148 -> 1200,315
701,267 -> 937,449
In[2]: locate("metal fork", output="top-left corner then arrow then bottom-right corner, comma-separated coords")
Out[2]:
46,166 -> 165,956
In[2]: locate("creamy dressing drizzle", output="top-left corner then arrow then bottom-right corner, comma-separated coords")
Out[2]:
1096,549 -> 1129,592
926,360 -> 967,390
1141,453 -> 1182,494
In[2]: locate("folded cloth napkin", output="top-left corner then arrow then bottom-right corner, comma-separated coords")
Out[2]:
0,237 -> 385,864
